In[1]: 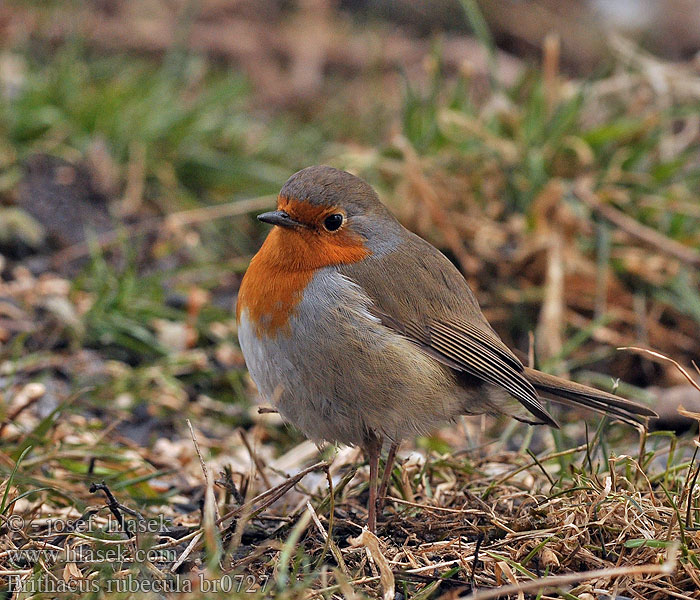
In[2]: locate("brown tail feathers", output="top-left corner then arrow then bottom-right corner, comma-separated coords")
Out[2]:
524,367 -> 658,426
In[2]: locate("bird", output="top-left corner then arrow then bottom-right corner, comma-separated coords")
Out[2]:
236,165 -> 657,532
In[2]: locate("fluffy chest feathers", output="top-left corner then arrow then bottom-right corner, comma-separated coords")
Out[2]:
236,225 -> 370,338
237,267 -> 458,445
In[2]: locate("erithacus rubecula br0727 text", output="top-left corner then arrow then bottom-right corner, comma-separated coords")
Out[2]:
236,165 -> 657,532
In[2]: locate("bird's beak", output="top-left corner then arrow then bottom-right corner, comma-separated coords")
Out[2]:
257,210 -> 305,229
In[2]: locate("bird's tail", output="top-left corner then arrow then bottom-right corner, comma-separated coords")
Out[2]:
523,367 -> 658,426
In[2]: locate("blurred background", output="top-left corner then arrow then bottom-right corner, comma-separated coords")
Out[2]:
1,0 -> 700,502
1,2 -> 700,597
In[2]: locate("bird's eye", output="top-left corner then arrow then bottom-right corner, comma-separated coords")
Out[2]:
323,213 -> 344,231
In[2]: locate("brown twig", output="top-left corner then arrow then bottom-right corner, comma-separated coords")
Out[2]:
89,482 -> 143,538
0,384 -> 45,437
216,460 -> 330,526
576,184 -> 700,268
619,347 -> 700,393
187,419 -> 220,522
461,544 -> 678,600
239,428 -> 272,489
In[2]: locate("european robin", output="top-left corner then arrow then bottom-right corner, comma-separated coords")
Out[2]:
236,165 -> 657,531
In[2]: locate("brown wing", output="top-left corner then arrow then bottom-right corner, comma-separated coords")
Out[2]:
338,231 -> 557,427
340,229 -> 657,427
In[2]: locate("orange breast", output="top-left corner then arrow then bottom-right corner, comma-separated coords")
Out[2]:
236,222 -> 370,338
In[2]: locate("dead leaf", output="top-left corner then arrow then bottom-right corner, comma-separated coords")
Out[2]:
351,529 -> 394,600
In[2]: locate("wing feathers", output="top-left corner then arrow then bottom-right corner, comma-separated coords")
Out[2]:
445,317 -> 524,372
337,246 -> 656,428
429,322 -> 557,427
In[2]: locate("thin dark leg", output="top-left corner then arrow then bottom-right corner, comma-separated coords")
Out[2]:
377,442 -> 399,513
364,435 -> 382,533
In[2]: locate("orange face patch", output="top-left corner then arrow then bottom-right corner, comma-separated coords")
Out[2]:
236,197 -> 370,337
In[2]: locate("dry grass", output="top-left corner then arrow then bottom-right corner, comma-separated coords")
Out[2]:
0,379 -> 699,598
0,258 -> 697,598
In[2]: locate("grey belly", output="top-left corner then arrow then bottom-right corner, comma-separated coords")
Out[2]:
237,268 -> 462,446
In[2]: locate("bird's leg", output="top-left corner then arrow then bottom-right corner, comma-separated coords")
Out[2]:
377,442 -> 399,513
363,434 -> 382,533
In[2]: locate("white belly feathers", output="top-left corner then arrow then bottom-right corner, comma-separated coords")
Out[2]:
238,268 -> 459,446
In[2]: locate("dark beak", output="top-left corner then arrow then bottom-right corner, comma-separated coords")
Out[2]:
257,210 -> 304,228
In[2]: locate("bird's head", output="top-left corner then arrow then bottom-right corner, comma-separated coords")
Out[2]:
255,165 -> 400,270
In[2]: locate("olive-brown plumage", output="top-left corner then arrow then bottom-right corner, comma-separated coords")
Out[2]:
237,165 -> 657,531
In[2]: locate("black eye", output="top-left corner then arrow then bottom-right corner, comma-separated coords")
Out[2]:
323,213 -> 344,231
